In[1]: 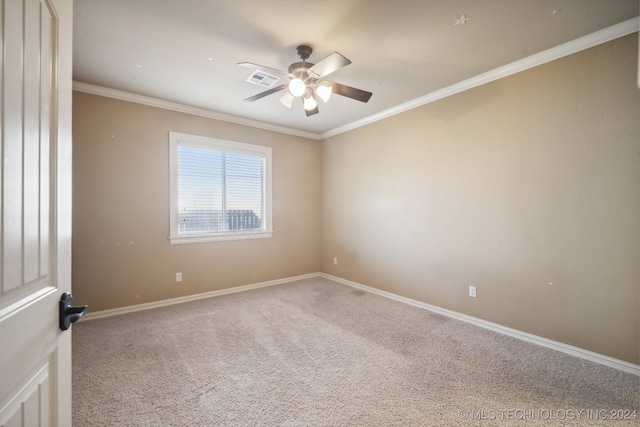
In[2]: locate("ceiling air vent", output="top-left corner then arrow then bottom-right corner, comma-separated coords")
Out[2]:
246,70 -> 281,88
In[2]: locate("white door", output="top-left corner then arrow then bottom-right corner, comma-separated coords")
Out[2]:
0,0 -> 73,426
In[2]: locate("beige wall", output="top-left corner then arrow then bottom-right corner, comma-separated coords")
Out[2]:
72,93 -> 321,312
73,34 -> 639,364
321,34 -> 640,364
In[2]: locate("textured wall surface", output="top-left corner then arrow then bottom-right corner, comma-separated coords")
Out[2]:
320,34 -> 640,364
73,34 -> 639,364
73,93 -> 321,312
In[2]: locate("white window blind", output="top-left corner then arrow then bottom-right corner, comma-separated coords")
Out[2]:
169,132 -> 272,244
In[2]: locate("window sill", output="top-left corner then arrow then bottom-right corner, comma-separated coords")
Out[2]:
169,230 -> 273,245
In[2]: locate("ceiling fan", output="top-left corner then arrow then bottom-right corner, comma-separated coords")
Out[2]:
238,45 -> 372,117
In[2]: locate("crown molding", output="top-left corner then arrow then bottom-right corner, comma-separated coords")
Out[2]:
73,17 -> 638,141
72,81 -> 323,140
321,17 -> 640,139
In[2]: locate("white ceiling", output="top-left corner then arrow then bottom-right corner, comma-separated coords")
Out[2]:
73,0 -> 639,138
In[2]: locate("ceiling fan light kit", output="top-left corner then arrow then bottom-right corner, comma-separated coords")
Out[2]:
239,45 -> 372,117
288,78 -> 306,97
303,90 -> 318,111
316,81 -> 332,102
279,91 -> 294,108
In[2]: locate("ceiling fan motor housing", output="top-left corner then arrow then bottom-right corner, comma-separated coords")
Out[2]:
288,61 -> 315,81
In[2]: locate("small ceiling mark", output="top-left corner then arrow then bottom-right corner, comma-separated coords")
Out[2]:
455,14 -> 470,26
551,9 -> 561,15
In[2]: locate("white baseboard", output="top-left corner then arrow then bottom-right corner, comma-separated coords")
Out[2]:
319,273 -> 640,377
78,273 -> 318,322
79,271 -> 639,376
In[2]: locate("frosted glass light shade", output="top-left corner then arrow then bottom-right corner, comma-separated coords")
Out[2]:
316,82 -> 332,102
279,91 -> 294,108
288,78 -> 306,97
303,94 -> 317,111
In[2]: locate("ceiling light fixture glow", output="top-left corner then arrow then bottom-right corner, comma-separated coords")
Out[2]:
316,81 -> 332,102
303,92 -> 317,111
288,78 -> 306,97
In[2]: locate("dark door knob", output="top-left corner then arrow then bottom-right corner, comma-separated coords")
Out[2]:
59,292 -> 88,331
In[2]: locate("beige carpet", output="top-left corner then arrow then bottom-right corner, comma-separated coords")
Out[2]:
72,277 -> 639,426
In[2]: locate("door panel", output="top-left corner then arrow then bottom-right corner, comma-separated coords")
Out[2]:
2,362 -> 50,427
0,0 -> 72,425
1,0 -> 52,294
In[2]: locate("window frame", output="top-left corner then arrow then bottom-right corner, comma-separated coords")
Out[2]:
168,132 -> 272,244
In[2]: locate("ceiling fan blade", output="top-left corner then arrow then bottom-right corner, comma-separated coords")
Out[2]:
326,81 -> 373,103
237,62 -> 292,77
243,85 -> 287,102
305,105 -> 319,117
307,52 -> 351,79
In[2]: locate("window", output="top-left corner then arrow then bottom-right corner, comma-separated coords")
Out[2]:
169,132 -> 272,244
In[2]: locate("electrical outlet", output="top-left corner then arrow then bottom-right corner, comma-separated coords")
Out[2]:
469,286 -> 476,298
176,272 -> 182,282
333,257 -> 338,265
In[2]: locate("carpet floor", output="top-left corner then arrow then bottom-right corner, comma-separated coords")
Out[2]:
72,277 -> 639,426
